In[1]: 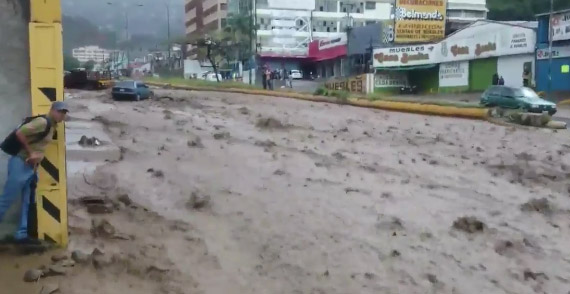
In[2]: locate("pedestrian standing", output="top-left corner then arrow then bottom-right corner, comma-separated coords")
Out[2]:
498,76 -> 505,85
288,70 -> 293,88
0,102 -> 68,244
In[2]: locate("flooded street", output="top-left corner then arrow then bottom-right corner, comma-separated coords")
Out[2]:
3,88 -> 570,294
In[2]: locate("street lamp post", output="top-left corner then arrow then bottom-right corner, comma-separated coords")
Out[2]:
342,3 -> 355,77
547,0 -> 554,100
165,3 -> 171,70
107,2 -> 144,68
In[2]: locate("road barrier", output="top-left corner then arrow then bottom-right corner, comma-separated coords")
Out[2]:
146,82 -> 489,120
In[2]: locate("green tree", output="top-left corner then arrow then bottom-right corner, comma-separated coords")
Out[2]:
83,60 -> 96,71
63,55 -> 80,71
487,0 -> 570,21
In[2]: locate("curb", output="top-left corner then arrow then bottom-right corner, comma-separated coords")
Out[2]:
146,82 -> 489,120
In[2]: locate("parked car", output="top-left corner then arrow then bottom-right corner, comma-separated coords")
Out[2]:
400,85 -> 418,94
111,81 -> 153,101
480,86 -> 557,115
199,72 -> 222,82
290,70 -> 303,79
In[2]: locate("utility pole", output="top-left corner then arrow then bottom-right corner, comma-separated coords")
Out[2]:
107,2 -> 144,72
125,11 -> 129,67
166,3 -> 171,70
248,0 -> 254,85
342,3 -> 355,77
547,0 -> 554,99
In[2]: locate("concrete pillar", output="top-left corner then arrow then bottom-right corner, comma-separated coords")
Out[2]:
0,0 -> 32,237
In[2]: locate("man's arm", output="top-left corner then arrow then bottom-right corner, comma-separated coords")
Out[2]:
15,117 -> 47,164
15,129 -> 33,156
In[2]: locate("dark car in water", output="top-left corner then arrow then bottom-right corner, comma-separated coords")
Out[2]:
480,86 -> 557,115
111,81 -> 153,101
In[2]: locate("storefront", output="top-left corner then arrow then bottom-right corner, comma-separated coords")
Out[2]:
308,36 -> 347,79
373,20 -> 537,94
372,43 -> 441,93
535,9 -> 570,93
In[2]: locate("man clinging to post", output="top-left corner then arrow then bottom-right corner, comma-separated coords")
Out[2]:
0,101 -> 68,244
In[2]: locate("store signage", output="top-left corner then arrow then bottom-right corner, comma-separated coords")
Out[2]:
394,0 -> 447,43
537,47 -> 570,60
373,44 -> 440,67
318,35 -> 347,50
475,42 -> 496,56
325,74 -> 368,93
552,11 -> 570,41
439,61 -> 469,87
374,72 -> 408,88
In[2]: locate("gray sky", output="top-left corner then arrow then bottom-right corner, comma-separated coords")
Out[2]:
62,0 -> 186,37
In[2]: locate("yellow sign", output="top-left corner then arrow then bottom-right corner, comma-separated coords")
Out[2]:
562,65 -> 569,73
394,0 -> 447,43
325,74 -> 368,93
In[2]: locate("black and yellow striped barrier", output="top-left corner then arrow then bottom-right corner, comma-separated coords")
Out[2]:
29,0 -> 67,246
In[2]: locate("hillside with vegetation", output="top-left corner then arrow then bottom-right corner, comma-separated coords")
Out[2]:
487,0 -> 570,21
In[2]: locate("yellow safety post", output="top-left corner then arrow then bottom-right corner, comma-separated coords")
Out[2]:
29,0 -> 67,246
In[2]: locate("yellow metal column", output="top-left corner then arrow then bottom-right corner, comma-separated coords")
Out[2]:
29,0 -> 67,246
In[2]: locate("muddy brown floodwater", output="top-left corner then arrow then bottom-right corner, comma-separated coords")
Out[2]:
2,89 -> 570,294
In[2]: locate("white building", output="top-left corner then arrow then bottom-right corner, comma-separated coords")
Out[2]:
447,0 -> 488,31
254,0 -> 487,56
72,46 -> 111,63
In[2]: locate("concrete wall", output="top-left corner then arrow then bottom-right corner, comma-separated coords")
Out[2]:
0,0 -> 31,238
497,54 -> 534,88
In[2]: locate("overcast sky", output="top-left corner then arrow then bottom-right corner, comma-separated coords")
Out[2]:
62,0 -> 186,37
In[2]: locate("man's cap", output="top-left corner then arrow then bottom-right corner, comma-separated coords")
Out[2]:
51,101 -> 69,112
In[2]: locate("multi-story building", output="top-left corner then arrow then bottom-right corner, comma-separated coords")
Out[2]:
72,46 -> 111,63
447,0 -> 488,32
256,0 -> 392,57
185,0 -> 228,40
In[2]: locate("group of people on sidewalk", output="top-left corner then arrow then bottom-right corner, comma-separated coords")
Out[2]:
262,65 -> 293,90
0,102 -> 68,244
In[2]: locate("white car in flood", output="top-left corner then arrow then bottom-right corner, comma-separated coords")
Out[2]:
290,70 -> 303,79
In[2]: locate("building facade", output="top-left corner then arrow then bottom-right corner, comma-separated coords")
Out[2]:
372,20 -> 536,94
535,9 -> 570,94
447,0 -> 488,32
72,46 -> 111,63
256,0 -> 392,57
185,0 -> 228,40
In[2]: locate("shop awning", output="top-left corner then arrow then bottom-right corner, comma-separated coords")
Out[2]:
376,64 -> 438,71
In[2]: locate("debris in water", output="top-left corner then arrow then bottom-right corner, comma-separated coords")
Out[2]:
452,216 -> 486,234
187,191 -> 211,210
78,135 -> 101,147
256,117 -> 286,129
521,198 -> 553,214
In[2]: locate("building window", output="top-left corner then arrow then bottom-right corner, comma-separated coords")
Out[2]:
356,8 -> 360,13
300,20 -> 304,26
323,21 -> 326,26
320,6 -> 323,11
260,18 -> 264,24
365,1 -> 375,9
343,8 -> 346,12
220,3 -> 227,10
327,27 -> 330,32
221,18 -> 227,27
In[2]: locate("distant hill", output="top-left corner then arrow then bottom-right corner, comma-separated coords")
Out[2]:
487,0 -> 570,21
61,0 -> 185,38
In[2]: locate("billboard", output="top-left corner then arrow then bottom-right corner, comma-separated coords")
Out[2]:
552,11 -> 570,41
373,43 -> 441,68
267,0 -> 315,10
394,0 -> 447,43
